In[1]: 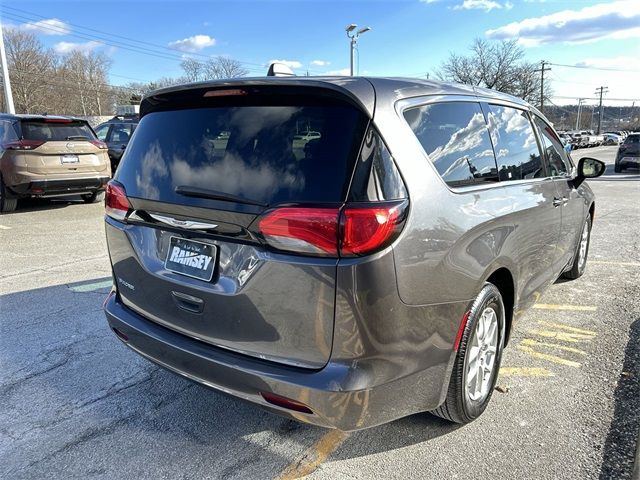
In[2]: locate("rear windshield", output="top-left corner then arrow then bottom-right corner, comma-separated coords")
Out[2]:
20,121 -> 96,141
624,135 -> 639,144
116,102 -> 367,205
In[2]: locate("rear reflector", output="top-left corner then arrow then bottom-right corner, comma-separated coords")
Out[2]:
105,180 -> 131,221
257,201 -> 408,257
453,311 -> 471,352
90,139 -> 108,149
112,327 -> 129,342
260,392 -> 314,414
2,140 -> 45,150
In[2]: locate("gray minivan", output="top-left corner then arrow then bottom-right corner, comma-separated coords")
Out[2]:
103,78 -> 605,430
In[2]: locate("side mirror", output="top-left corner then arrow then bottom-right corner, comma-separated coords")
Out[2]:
573,157 -> 605,187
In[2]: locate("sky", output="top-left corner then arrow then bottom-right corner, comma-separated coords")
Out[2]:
3,0 -> 639,106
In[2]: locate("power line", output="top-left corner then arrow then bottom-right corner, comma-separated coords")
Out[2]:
548,62 -> 640,74
2,6 -> 323,75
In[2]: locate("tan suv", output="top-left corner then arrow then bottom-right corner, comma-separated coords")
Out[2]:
0,114 -> 111,213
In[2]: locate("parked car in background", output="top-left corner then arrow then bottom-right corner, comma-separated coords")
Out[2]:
559,133 -> 575,151
568,132 -> 588,148
615,133 -> 640,172
103,77 -> 605,430
0,114 -> 111,213
603,133 -> 622,145
94,114 -> 139,173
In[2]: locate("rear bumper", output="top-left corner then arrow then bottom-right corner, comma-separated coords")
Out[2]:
617,155 -> 639,167
104,291 -> 452,430
9,176 -> 110,197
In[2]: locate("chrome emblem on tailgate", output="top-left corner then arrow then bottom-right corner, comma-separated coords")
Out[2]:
149,213 -> 218,230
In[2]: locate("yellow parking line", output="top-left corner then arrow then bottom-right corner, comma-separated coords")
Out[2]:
528,329 -> 595,343
520,338 -> 587,355
538,321 -> 596,336
277,429 -> 348,480
500,367 -> 555,377
533,304 -> 597,312
517,344 -> 581,368
590,260 -> 640,267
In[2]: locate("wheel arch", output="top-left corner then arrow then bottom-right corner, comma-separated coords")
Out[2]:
484,267 -> 515,346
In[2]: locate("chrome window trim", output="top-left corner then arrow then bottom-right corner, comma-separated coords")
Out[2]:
395,94 -> 555,195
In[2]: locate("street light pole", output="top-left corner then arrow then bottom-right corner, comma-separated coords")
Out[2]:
345,24 -> 371,76
0,21 -> 15,114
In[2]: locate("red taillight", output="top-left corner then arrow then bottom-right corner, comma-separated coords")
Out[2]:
105,180 -> 131,221
258,207 -> 340,256
256,201 -> 407,257
90,139 -> 108,149
2,140 -> 45,150
260,392 -> 313,414
203,88 -> 247,97
341,203 -> 405,256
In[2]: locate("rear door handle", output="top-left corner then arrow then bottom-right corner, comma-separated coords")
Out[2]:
171,291 -> 204,314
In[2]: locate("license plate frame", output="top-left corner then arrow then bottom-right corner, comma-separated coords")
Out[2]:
165,236 -> 216,282
61,154 -> 80,164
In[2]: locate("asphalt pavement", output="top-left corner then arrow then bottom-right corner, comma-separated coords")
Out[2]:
0,146 -> 638,480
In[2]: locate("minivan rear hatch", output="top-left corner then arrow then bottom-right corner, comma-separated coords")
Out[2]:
108,84 -> 371,368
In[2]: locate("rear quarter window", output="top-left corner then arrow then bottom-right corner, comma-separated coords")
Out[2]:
403,102 -> 498,187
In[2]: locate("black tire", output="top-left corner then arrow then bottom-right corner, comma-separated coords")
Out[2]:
81,191 -> 105,204
562,215 -> 592,280
431,283 -> 505,424
0,177 -> 18,213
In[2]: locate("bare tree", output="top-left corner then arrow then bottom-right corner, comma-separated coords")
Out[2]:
181,56 -> 248,82
206,56 -> 248,79
438,38 -> 551,105
3,28 -> 53,113
180,57 -> 206,82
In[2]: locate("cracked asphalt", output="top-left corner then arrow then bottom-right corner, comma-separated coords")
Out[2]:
0,146 -> 638,479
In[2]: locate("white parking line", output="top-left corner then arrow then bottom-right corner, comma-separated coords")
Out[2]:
0,225 -> 11,230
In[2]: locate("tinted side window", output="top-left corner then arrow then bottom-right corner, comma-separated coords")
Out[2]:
533,116 -> 569,176
0,121 -> 19,143
486,105 -> 544,181
404,102 -> 498,187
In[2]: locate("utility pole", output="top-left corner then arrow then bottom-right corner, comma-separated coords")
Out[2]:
575,98 -> 585,130
594,86 -> 608,134
0,21 -> 15,114
535,60 -> 551,114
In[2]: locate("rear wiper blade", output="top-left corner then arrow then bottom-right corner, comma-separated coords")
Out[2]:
65,135 -> 89,140
175,186 -> 267,207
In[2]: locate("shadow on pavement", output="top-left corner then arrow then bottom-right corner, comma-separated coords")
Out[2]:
0,279 -> 458,479
599,318 -> 640,480
8,196 -> 89,214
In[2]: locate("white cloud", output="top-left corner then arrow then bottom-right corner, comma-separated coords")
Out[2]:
269,59 -> 302,69
420,0 -> 442,3
22,18 -> 70,36
168,34 -> 216,52
53,41 -> 103,54
486,1 -> 640,46
311,60 -> 330,66
324,68 -> 351,76
454,0 -> 505,12
575,56 -> 640,71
